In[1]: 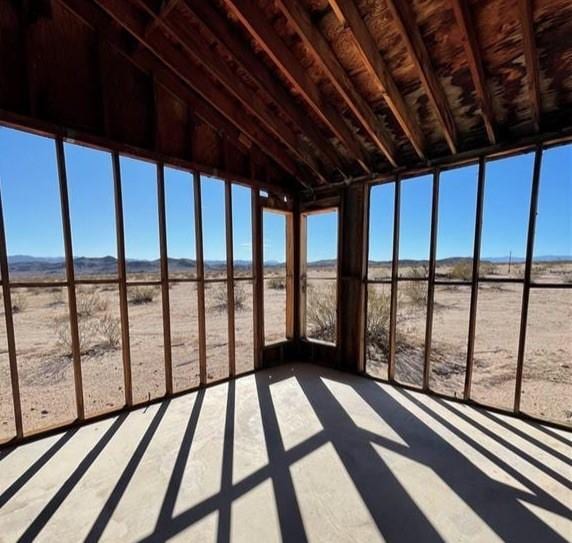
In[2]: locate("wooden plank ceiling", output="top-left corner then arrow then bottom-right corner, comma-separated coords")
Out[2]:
0,0 -> 570,191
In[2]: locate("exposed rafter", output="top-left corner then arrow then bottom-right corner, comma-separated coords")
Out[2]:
275,0 -> 397,167
450,0 -> 496,144
384,0 -> 459,154
88,0 -> 318,187
182,0 -> 345,173
58,0 -> 303,187
517,0 -> 542,132
327,0 -> 426,160
223,0 -> 372,174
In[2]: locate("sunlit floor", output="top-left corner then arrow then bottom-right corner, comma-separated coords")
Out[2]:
0,363 -> 570,543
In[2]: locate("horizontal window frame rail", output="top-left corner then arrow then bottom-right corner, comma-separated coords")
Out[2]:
529,282 -> 572,289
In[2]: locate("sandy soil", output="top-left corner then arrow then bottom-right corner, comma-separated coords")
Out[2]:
0,278 -> 289,440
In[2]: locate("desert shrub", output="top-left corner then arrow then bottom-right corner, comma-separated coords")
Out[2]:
267,277 -> 286,290
56,318 -> 99,355
210,283 -> 248,313
306,282 -> 336,343
76,291 -> 108,318
366,287 -> 391,351
97,313 -> 121,349
450,261 -> 473,281
234,283 -> 247,312
128,286 -> 158,305
403,268 -> 427,307
11,291 -> 28,313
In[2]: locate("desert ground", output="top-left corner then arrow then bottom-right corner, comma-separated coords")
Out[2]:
1,261 -> 570,441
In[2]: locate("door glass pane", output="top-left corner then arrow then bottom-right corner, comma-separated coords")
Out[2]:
480,153 -> 534,279
77,285 -> 124,417
127,285 -> 164,403
204,281 -> 229,382
121,157 -> 160,281
399,175 -> 432,279
170,281 -> 200,392
232,184 -> 253,277
430,285 -> 471,398
235,280 -> 254,374
532,145 -> 572,284
65,143 -> 117,280
263,211 -> 287,344
13,287 -> 76,433
521,289 -> 572,424
365,283 -> 392,379
368,183 -> 394,280
436,165 -> 478,281
395,280 -> 427,387
306,279 -> 336,344
0,299 -> 16,441
165,167 -> 196,279
0,128 -> 66,282
471,283 -> 523,409
201,176 -> 226,279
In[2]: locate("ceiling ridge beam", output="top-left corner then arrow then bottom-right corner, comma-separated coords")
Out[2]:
223,0 -> 373,174
88,0 -> 315,187
327,0 -> 426,160
384,0 -> 458,154
450,0 -> 497,144
130,0 -> 327,185
275,0 -> 397,168
181,0 -> 345,173
517,0 -> 542,132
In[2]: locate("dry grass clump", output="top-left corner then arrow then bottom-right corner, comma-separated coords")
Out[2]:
306,282 -> 336,343
128,286 -> 158,305
210,283 -> 247,313
267,277 -> 286,290
449,260 -> 473,281
11,291 -> 28,313
366,286 -> 391,353
76,291 -> 108,317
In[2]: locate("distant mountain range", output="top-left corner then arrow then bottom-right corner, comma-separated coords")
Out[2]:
368,255 -> 572,266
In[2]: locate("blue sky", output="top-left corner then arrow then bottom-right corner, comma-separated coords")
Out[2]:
1,126 -> 570,265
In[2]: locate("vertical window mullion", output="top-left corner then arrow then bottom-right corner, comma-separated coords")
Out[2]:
194,172 -> 207,385
55,137 -> 84,420
225,180 -> 236,378
388,177 -> 401,382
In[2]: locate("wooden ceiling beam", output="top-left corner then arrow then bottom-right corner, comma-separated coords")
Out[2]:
384,0 -> 459,154
58,0 -> 303,185
275,0 -> 397,167
517,0 -> 542,132
182,0 -> 344,173
87,0 -> 316,187
450,0 -> 496,144
223,0 -> 372,174
327,0 -> 426,160
131,0 -> 327,185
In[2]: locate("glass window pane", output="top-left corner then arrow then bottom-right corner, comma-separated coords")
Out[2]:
365,283 -> 392,379
306,211 -> 338,278
0,128 -> 66,282
76,285 -> 124,417
480,153 -> 534,279
263,211 -> 286,277
13,287 -> 76,433
471,283 -> 523,409
204,281 -> 229,382
232,184 -> 253,277
169,282 -> 200,392
165,167 -> 196,279
532,145 -> 572,284
234,280 -> 254,374
368,183 -> 394,280
521,289 -> 572,425
399,175 -> 432,279
306,279 -> 337,344
201,176 -> 227,279
264,278 -> 286,344
395,280 -> 428,387
0,300 -> 16,441
430,285 -> 471,398
121,157 -> 160,281
127,285 -> 164,403
436,165 -> 478,281
65,143 -> 117,280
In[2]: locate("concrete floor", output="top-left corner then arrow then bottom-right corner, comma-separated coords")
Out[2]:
0,363 -> 570,543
